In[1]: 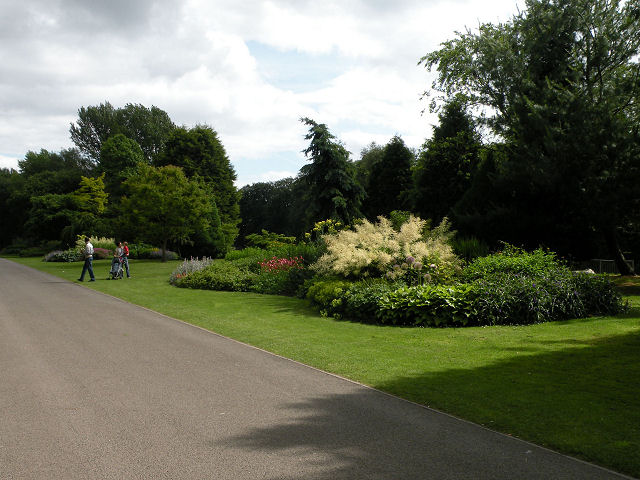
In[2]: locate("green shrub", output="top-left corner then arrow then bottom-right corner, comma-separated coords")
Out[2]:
342,278 -> 402,323
463,245 -> 561,281
305,278 -> 354,318
225,247 -> 270,261
377,284 -> 477,327
469,271 -> 627,325
175,261 -> 257,292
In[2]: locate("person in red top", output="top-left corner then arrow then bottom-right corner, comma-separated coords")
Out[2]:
123,241 -> 131,278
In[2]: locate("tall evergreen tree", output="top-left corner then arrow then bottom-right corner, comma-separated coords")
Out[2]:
299,118 -> 363,228
413,99 -> 481,224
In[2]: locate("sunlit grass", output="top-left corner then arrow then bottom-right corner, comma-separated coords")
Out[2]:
11,257 -> 640,477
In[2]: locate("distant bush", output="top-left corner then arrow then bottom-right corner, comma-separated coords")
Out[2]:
175,261 -> 257,292
44,249 -> 81,262
18,247 -> 48,257
462,245 -> 561,281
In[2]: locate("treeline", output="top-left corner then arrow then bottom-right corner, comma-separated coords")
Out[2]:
0,102 -> 240,259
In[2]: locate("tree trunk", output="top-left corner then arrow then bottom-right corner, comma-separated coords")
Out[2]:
604,226 -> 635,275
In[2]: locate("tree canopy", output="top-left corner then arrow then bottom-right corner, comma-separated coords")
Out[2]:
422,0 -> 640,273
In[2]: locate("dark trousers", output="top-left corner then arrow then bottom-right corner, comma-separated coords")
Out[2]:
79,257 -> 95,280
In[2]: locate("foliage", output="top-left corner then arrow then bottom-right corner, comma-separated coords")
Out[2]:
412,98 -> 481,224
169,257 -> 214,285
43,248 -> 81,262
305,278 -> 354,318
313,215 -> 461,281
245,230 -> 296,249
451,236 -> 490,264
299,117 -> 364,229
363,135 -> 414,219
377,284 -> 477,327
238,177 -> 302,241
75,235 -> 116,252
174,261 -> 257,292
422,0 -> 640,272
121,165 -> 214,261
69,102 -> 175,163
72,173 -> 109,215
98,134 -> 145,197
342,278 -> 402,323
470,271 -> 627,326
462,245 -> 562,281
157,124 -> 240,250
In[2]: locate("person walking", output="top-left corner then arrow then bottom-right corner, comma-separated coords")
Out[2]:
77,237 -> 95,282
123,241 -> 131,278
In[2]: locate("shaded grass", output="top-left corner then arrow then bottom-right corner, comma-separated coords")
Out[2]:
11,257 -> 640,478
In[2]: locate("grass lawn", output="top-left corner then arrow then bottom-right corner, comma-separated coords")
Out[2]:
10,257 -> 640,478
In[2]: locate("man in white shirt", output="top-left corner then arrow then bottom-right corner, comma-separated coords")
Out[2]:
77,237 -> 95,282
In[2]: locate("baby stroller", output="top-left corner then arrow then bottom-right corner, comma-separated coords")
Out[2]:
108,255 -> 125,280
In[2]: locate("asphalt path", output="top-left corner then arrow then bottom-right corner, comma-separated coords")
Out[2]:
0,258 -> 633,479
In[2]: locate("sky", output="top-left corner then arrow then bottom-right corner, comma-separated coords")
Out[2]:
0,0 -> 523,186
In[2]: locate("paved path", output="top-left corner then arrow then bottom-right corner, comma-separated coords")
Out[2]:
0,258 -> 633,479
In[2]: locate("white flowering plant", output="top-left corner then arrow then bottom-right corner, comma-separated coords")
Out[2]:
312,215 -> 462,282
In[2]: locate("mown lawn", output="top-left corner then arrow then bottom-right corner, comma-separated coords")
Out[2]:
11,257 -> 640,478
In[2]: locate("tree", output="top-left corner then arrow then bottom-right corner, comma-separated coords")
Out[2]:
422,0 -> 640,272
354,142 -> 384,192
364,135 -> 414,219
157,125 -> 240,249
299,117 -> 364,228
70,102 -> 175,163
238,177 -> 302,243
98,134 -> 145,197
121,165 -> 215,261
413,98 -> 481,224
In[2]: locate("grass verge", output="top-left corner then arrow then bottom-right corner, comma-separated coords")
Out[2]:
11,257 -> 640,478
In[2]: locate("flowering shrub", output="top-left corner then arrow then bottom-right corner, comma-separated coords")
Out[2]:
170,257 -> 214,285
259,256 -> 304,273
312,215 -> 461,281
93,247 -> 112,260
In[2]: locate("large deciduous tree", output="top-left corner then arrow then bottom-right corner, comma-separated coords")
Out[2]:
121,165 -> 217,261
422,0 -> 640,273
299,117 -> 363,228
70,102 -> 175,163
157,124 -> 240,250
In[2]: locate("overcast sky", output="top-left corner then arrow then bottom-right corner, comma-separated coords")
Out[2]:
0,0 -> 522,186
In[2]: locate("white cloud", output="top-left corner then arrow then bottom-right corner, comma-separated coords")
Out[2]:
0,0 -> 522,179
